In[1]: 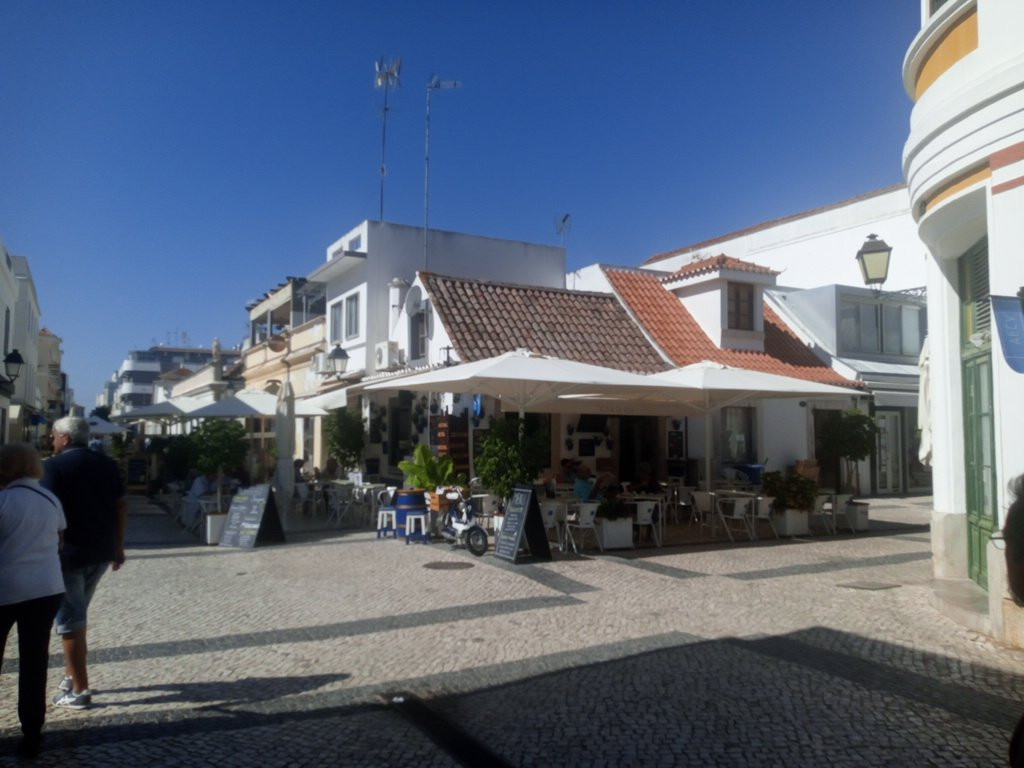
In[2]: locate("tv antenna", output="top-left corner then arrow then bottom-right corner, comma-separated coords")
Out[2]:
555,213 -> 572,246
374,57 -> 402,220
424,74 -> 462,266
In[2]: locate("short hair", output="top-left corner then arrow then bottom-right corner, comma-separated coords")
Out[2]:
53,416 -> 90,445
0,443 -> 44,485
1005,474 -> 1024,563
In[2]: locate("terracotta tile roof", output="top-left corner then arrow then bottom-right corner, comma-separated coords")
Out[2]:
662,254 -> 778,282
644,184 -> 907,267
604,267 -> 858,387
420,272 -> 669,374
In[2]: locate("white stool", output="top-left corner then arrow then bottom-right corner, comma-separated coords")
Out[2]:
377,507 -> 397,538
404,511 -> 430,544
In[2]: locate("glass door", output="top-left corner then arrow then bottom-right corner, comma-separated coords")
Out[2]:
874,411 -> 902,494
963,355 -> 996,588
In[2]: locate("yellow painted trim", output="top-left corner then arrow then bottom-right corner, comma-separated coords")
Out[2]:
923,165 -> 990,215
914,8 -> 978,100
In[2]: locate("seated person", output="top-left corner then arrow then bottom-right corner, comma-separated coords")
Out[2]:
632,462 -> 663,494
574,464 -> 604,503
556,458 -> 577,484
183,471 -> 217,531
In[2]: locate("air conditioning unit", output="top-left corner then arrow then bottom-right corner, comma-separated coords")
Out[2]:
375,340 -> 400,368
311,352 -> 326,375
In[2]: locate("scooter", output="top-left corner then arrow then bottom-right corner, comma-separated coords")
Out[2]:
440,479 -> 489,557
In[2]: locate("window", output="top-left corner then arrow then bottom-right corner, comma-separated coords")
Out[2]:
409,312 -> 427,359
721,407 -> 755,463
329,302 -> 342,343
727,283 -> 754,330
839,298 -> 924,356
345,294 -> 359,339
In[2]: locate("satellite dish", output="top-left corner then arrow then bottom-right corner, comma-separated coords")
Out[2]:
404,285 -> 423,315
267,335 -> 287,353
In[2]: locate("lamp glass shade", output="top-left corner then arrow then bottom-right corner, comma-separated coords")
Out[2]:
855,235 -> 892,287
3,349 -> 24,382
327,345 -> 349,375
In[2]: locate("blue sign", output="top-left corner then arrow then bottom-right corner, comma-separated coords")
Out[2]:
992,295 -> 1024,373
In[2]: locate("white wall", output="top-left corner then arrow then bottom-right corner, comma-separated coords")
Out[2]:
642,188 -> 929,292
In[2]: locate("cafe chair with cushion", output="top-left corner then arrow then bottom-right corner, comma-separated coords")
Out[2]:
752,496 -> 778,539
564,501 -> 603,553
715,496 -> 754,542
633,500 -> 660,547
809,493 -> 836,535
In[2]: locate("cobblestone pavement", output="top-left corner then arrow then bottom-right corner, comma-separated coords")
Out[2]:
2,495 -> 1022,766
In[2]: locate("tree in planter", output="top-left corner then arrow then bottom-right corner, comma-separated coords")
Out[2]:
818,409 -> 878,494
474,416 -> 549,507
324,407 -> 366,475
762,471 -> 819,512
190,419 -> 249,512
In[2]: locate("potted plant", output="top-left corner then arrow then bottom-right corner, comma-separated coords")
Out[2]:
594,496 -> 633,549
190,419 -> 249,543
324,407 -> 366,476
398,444 -> 465,512
474,416 -> 549,510
762,470 -> 818,536
817,409 -> 878,494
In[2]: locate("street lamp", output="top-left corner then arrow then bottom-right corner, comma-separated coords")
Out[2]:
855,234 -> 892,294
3,349 -> 24,382
321,344 -> 349,380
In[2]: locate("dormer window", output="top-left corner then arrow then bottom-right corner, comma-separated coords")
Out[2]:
409,310 -> 428,359
727,283 -> 754,331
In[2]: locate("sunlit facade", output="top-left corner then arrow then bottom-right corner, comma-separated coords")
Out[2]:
903,0 -> 1024,645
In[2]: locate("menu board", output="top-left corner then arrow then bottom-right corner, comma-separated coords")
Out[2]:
219,484 -> 286,548
493,485 -> 551,564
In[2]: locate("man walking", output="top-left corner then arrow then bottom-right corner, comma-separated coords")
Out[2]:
42,416 -> 127,710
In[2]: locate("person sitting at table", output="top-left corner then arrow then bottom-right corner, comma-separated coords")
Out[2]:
575,464 -> 616,503
182,471 -> 216,532
556,459 -> 577,484
632,462 -> 663,494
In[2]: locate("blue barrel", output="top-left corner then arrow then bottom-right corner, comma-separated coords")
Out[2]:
393,489 -> 427,538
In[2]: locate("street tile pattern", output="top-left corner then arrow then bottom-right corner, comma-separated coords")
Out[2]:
1,496 -> 1021,766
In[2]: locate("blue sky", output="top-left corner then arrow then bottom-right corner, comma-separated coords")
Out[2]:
0,1 -> 920,408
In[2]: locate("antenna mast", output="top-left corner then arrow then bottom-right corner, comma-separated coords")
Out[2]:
374,57 -> 402,221
424,74 -> 462,267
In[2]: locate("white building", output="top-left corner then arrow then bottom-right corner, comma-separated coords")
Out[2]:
902,0 -> 1024,646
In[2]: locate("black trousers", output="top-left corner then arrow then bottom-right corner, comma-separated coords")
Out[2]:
0,593 -> 64,737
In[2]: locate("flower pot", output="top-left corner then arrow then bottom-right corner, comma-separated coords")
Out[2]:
775,509 -> 809,537
595,517 -> 633,549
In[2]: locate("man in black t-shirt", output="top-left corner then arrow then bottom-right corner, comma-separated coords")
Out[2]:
41,416 -> 126,711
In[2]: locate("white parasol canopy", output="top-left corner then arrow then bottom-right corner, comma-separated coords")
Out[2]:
917,335 -> 932,466
189,389 -> 326,419
363,349 -> 662,418
88,416 -> 126,435
116,395 -> 206,421
274,381 -> 297,517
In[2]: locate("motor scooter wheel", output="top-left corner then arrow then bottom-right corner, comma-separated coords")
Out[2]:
465,526 -> 488,557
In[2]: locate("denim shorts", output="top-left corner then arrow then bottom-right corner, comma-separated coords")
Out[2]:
55,563 -> 109,635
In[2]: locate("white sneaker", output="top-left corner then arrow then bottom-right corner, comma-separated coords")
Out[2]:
53,689 -> 92,709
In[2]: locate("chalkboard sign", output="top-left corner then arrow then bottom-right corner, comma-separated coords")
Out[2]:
219,484 -> 286,548
493,485 -> 551,564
